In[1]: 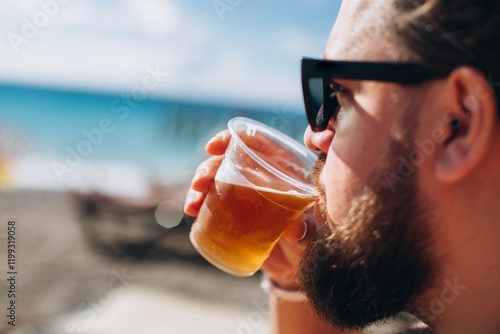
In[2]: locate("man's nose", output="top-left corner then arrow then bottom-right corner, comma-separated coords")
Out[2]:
304,125 -> 334,153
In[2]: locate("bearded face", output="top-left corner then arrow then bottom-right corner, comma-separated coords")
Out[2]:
299,129 -> 438,331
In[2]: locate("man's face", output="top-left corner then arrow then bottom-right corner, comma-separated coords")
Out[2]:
300,126 -> 437,330
298,0 -> 438,330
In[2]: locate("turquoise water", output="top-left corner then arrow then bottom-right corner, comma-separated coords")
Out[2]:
0,83 -> 309,192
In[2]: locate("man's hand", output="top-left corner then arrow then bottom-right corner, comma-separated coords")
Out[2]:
261,209 -> 319,290
184,128 -> 339,334
183,130 -> 230,217
183,129 -> 320,289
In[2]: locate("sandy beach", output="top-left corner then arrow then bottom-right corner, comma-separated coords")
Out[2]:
0,189 -> 270,333
0,189 -> 412,334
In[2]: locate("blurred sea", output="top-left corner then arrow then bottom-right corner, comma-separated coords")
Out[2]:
0,83 -> 309,198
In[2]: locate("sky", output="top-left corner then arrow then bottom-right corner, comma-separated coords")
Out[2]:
0,0 -> 341,109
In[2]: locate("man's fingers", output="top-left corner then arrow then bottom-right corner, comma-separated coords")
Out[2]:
282,219 -> 308,243
184,154 -> 224,217
191,155 -> 224,193
183,189 -> 204,217
261,239 -> 301,289
205,129 -> 231,155
184,129 -> 230,217
282,208 -> 319,246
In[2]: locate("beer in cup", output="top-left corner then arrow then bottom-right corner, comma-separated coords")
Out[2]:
190,117 -> 317,277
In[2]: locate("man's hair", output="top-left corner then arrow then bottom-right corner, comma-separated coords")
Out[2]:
390,0 -> 500,113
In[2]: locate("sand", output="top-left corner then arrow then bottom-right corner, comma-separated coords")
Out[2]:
0,189 -> 412,334
0,189 -> 269,333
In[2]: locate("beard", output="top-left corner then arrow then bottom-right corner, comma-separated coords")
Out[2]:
299,132 -> 437,331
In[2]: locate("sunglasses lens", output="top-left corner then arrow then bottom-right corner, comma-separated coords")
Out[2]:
308,78 -> 326,131
308,78 -> 324,116
307,78 -> 336,132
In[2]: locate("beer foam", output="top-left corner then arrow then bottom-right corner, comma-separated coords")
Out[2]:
215,157 -> 253,187
215,158 -> 315,196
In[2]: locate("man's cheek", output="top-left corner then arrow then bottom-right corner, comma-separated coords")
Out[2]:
335,106 -> 357,134
322,154 -> 351,224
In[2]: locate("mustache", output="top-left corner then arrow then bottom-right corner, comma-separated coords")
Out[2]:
312,152 -> 329,225
313,152 -> 327,188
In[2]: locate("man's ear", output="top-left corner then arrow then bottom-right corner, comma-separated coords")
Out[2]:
435,67 -> 497,183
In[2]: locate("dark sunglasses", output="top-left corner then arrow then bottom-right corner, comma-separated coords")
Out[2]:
301,57 -> 452,132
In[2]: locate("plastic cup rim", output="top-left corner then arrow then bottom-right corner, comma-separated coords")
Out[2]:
227,117 -> 317,195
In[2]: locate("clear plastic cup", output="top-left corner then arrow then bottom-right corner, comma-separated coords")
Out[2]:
190,117 -> 318,277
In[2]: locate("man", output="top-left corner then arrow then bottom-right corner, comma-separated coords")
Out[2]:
184,0 -> 500,332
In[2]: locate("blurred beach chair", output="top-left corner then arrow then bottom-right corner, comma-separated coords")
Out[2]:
70,185 -> 197,259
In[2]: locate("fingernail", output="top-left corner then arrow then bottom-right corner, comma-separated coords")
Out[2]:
299,220 -> 308,241
207,133 -> 224,146
185,190 -> 197,205
195,167 -> 207,179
